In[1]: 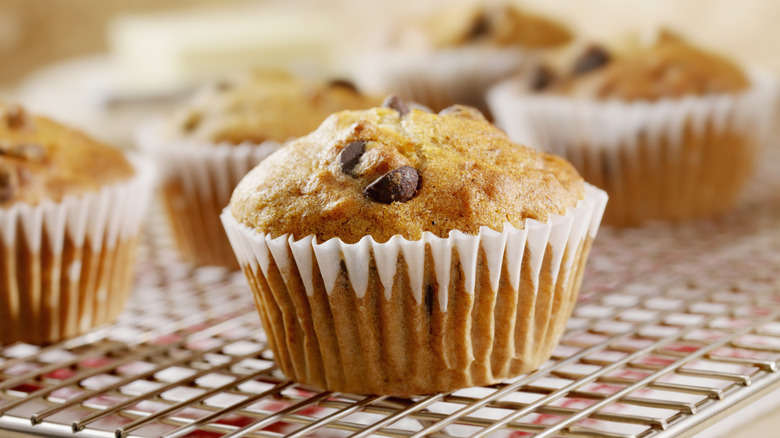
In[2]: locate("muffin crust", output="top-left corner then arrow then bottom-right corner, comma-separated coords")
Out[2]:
415,4 -> 572,49
0,103 -> 134,208
543,32 -> 749,101
173,71 -> 382,145
231,103 -> 584,243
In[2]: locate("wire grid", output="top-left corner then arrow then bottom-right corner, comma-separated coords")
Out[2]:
3,151 -> 780,438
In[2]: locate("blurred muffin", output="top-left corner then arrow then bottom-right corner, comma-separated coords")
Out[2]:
222,98 -> 607,395
138,71 -> 382,269
489,31 -> 778,226
354,4 -> 572,116
0,103 -> 153,345
544,32 -> 749,99
419,4 -> 572,50
173,71 -> 381,144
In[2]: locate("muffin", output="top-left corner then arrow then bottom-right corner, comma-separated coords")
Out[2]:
137,71 -> 382,269
488,32 -> 778,226
354,4 -> 572,116
0,103 -> 153,345
221,97 -> 607,395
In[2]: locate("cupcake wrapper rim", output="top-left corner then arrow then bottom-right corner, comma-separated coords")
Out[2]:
0,153 -> 155,254
222,183 -> 607,312
487,68 -> 779,154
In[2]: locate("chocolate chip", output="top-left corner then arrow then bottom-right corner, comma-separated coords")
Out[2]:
5,105 -> 27,130
339,140 -> 366,176
0,163 -> 17,203
573,45 -> 611,75
382,95 -> 410,117
328,78 -> 360,94
181,111 -> 202,133
215,80 -> 233,92
467,12 -> 491,41
364,166 -> 419,204
532,65 -> 556,91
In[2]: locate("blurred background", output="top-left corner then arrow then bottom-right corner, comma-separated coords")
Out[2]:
0,0 -> 777,147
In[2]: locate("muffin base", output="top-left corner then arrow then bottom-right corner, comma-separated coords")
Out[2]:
0,236 -> 139,345
161,177 -> 239,269
223,185 -> 607,395
136,122 -> 280,269
245,238 -> 592,395
572,126 -> 757,227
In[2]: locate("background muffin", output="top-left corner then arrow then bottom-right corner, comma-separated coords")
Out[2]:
489,32 -> 777,226
223,99 -> 607,394
353,3 -> 572,116
171,71 -> 382,145
415,3 -> 572,51
138,71 -> 382,269
0,103 -> 153,345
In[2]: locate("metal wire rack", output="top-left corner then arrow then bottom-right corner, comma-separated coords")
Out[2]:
3,147 -> 780,438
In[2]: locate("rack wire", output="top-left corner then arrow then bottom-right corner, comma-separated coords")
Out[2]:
3,147 -> 780,438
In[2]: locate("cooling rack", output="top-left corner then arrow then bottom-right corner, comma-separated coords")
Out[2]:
3,147 -> 780,438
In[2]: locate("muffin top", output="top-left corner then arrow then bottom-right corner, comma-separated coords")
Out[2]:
392,4 -> 572,51
171,71 -> 382,145
231,97 -> 585,244
0,103 -> 134,208
535,32 -> 749,101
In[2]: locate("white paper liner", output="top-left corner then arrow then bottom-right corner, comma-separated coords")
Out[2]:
0,154 -> 154,344
224,184 -> 606,311
136,120 -> 281,268
353,47 -> 533,114
221,184 -> 606,393
487,69 -> 778,155
487,69 -> 778,224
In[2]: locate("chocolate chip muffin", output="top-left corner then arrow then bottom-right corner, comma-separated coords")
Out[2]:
420,4 -> 572,50
172,71 -> 382,145
222,97 -> 608,395
540,32 -> 749,100
0,103 -> 153,345
489,32 -> 777,226
354,4 -> 572,116
0,106 -> 134,206
138,71 -> 382,269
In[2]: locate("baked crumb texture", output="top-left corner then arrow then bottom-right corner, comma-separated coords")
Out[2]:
231,103 -> 585,243
0,103 -> 134,208
538,31 -> 749,101
172,71 -> 383,145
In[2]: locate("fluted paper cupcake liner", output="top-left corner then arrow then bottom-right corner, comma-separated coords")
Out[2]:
0,155 -> 154,345
137,120 -> 281,268
487,70 -> 778,226
354,47 -> 532,116
222,184 -> 607,395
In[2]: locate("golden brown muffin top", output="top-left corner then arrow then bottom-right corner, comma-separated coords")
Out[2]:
0,103 -> 134,208
413,4 -> 572,50
230,98 -> 585,244
172,71 -> 383,145
536,32 -> 749,100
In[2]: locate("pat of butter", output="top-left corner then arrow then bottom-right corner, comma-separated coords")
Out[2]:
108,5 -> 343,94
